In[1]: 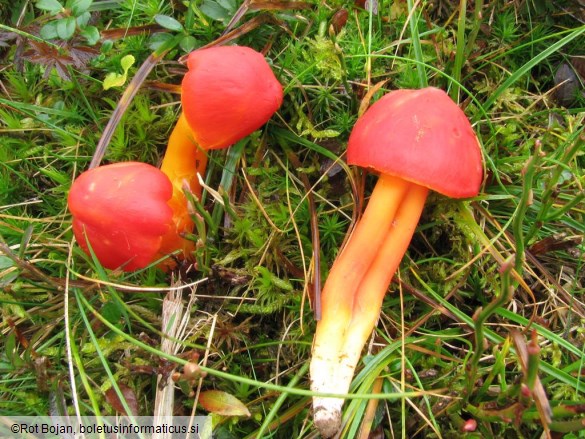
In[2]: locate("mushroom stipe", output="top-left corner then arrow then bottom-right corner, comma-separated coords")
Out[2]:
310,87 -> 484,438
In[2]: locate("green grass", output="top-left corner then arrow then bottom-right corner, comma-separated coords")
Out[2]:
1,0 -> 585,437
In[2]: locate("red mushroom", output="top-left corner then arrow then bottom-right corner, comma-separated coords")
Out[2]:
157,45 -> 283,263
69,46 -> 283,272
180,45 -> 284,150
68,162 -> 174,272
310,87 -> 484,437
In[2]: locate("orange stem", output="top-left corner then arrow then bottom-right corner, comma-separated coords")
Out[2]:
311,174 -> 428,437
160,112 -> 208,192
344,183 -> 428,360
319,174 -> 410,328
157,112 -> 208,262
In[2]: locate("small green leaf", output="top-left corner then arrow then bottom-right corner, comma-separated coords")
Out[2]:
255,266 -> 293,291
56,16 -> 76,40
39,22 -> 59,40
36,0 -> 63,13
80,25 -> 100,45
200,0 -> 230,21
5,333 -> 25,368
179,35 -> 197,53
154,14 -> 184,32
120,54 -> 134,71
70,0 -> 92,16
102,73 -> 126,91
101,39 -> 113,52
0,256 -> 15,270
102,54 -> 135,90
101,301 -> 123,324
38,167 -> 69,185
300,127 -> 341,139
0,256 -> 18,287
148,32 -> 173,51
199,390 -> 251,417
216,0 -> 236,11
76,10 -> 91,27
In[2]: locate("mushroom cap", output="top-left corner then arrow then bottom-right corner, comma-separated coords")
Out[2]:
347,87 -> 483,198
68,162 -> 174,271
181,45 -> 283,150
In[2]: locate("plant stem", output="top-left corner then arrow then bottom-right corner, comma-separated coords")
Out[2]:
529,133 -> 584,230
526,330 -> 540,391
466,256 -> 515,399
255,362 -> 309,438
406,0 -> 427,87
513,140 -> 540,275
210,139 -> 246,236
465,0 -> 484,57
450,0 -> 468,102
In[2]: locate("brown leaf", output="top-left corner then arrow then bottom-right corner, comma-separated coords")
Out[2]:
22,40 -> 98,81
23,40 -> 74,81
570,57 -> 585,81
198,390 -> 251,417
553,63 -> 581,107
249,1 -> 313,11
68,44 -> 99,69
330,9 -> 349,34
358,80 -> 388,117
0,30 -> 17,49
105,383 -> 139,416
144,81 -> 183,94
528,233 -> 583,256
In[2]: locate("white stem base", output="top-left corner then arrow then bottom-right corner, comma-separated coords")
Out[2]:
310,342 -> 363,438
313,401 -> 343,439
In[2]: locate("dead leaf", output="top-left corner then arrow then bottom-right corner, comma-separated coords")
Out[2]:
330,9 -> 349,34
0,30 -> 17,49
570,56 -> 585,81
358,80 -> 388,117
69,44 -> 99,69
553,63 -> 580,107
528,233 -> 582,256
105,383 -> 139,416
198,390 -> 251,417
249,1 -> 313,11
22,40 -> 74,80
22,40 -> 98,81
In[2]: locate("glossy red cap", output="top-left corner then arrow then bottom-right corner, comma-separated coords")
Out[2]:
68,162 -> 174,271
347,87 -> 483,198
181,45 -> 283,150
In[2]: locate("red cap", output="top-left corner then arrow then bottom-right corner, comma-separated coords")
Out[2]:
182,46 -> 283,150
347,87 -> 483,198
68,162 -> 173,271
